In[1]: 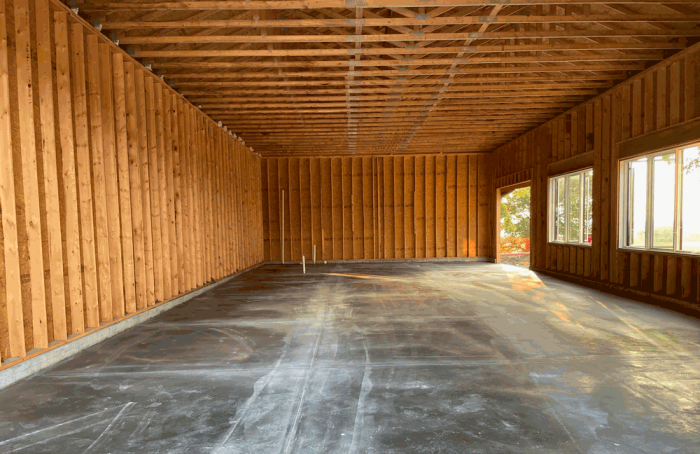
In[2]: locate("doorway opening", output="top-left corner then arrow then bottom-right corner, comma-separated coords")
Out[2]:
497,184 -> 531,268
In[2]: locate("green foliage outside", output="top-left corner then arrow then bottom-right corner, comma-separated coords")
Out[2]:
501,187 -> 531,238
634,226 -> 674,248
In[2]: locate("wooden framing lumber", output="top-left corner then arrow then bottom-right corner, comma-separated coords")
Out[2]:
1,0 -> 265,371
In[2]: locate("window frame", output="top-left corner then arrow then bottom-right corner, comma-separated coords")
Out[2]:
618,143 -> 699,256
548,168 -> 593,246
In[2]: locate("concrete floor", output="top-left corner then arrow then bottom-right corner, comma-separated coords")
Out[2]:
499,253 -> 530,269
1,262 -> 699,454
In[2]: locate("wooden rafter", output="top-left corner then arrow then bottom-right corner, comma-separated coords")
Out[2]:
78,0 -> 700,11
71,0 -> 700,155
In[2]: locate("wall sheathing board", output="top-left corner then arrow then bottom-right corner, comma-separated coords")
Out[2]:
492,41 -> 700,311
262,159 -> 270,262
320,158 -> 332,261
468,155 -> 478,257
278,158 -> 290,263
0,0 -> 264,368
404,158 -> 415,259
288,158 -> 300,262
446,156 -> 457,258
425,156 -> 436,258
394,157 -> 404,259
383,157 -> 394,259
310,159 -> 322,262
352,159 -> 363,259
456,156 -> 468,257
362,157 -> 373,259
377,157 -> 384,259
415,157 -> 426,258
342,158 -> 353,260
300,158 -> 312,261
262,154 -> 490,263
435,156 -> 446,258
331,158 -> 343,260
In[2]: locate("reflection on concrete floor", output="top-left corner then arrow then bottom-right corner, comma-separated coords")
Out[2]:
0,261 -> 699,453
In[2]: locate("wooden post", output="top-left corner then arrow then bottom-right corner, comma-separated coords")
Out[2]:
99,43 -> 126,320
55,11 -> 85,335
16,0 -> 48,348
0,0 -> 26,357
124,62 -> 147,310
71,23 -> 99,330
135,70 -> 155,307
35,0 -> 67,340
86,35 -> 113,323
113,52 -> 137,315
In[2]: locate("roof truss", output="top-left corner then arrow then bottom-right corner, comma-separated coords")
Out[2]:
72,0 -> 700,156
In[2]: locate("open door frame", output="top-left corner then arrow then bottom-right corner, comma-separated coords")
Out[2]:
495,180 -> 532,264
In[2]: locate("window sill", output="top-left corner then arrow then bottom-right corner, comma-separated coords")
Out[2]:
548,242 -> 592,247
617,247 -> 700,258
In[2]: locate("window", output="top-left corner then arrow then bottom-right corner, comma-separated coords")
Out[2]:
549,169 -> 593,245
620,143 -> 700,254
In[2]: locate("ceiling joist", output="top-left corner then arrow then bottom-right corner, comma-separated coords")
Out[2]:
78,0 -> 700,11
71,0 -> 700,155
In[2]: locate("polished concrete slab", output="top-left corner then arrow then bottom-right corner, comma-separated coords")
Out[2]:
1,262 -> 699,453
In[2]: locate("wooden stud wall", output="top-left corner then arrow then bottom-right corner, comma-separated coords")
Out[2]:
492,42 -> 700,310
0,0 -> 263,366
262,155 -> 492,262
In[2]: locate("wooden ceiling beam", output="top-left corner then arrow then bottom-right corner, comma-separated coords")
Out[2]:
204,95 -> 577,105
118,29 -> 700,44
203,104 -> 575,113
72,0 -> 700,157
181,81 -> 613,95
169,73 -> 623,88
226,123 -> 543,130
133,42 -> 682,58
247,142 -> 521,150
199,98 -> 584,108
259,150 -> 497,156
220,114 -> 552,122
239,129 -> 535,136
248,138 -> 520,146
192,90 -> 596,103
218,113 -> 552,121
102,14 -> 700,30
224,115 -> 544,121
230,123 -> 542,131
78,0 -> 700,12
230,120 -> 542,126
237,133 -> 535,140
193,88 -> 598,99
261,142 -> 500,147
151,53 -> 662,69
164,63 -> 642,80
244,133 -> 529,140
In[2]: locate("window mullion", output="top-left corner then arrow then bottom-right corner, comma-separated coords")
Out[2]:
553,179 -> 556,242
620,144 -> 699,256
549,180 -> 553,242
580,170 -> 585,244
623,164 -> 630,248
646,156 -> 653,249
674,148 -> 682,252
565,176 -> 570,243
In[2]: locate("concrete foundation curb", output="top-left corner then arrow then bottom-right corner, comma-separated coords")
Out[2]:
0,263 -> 264,391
